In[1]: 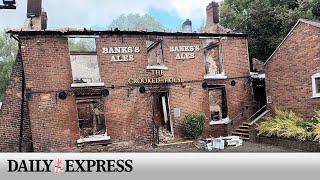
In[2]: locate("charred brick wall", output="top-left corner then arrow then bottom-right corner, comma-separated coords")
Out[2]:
265,22 -> 320,119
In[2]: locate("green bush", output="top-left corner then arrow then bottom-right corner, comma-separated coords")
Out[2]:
257,109 -> 313,141
184,114 -> 205,139
314,124 -> 320,142
295,120 -> 308,129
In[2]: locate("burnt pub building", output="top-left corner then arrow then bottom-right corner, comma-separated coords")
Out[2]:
0,0 -> 259,152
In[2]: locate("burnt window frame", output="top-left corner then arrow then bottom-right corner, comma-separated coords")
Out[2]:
146,39 -> 167,70
203,38 -> 225,76
67,36 -> 104,87
75,94 -> 110,144
207,85 -> 229,122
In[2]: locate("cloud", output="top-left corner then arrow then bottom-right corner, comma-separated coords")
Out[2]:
0,0 -> 218,30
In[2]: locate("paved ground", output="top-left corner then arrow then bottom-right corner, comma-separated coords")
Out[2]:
74,141 -> 301,152
146,141 -> 301,152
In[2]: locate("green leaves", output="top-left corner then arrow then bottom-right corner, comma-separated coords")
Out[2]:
108,13 -> 167,32
68,38 -> 96,52
257,109 -> 320,142
0,30 -> 18,101
184,114 -> 205,139
220,0 -> 320,61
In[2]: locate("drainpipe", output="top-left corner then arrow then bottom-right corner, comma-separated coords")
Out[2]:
19,45 -> 25,152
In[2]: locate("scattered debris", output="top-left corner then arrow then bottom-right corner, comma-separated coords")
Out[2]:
196,136 -> 243,151
158,127 -> 174,144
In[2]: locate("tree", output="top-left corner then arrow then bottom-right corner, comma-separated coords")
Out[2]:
108,13 -> 167,31
220,0 -> 254,32
68,38 -> 96,52
248,0 -> 282,60
0,30 -> 18,101
220,0 -> 320,61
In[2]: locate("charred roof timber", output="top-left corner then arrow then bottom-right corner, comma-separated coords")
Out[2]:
7,29 -> 248,37
0,0 -> 16,9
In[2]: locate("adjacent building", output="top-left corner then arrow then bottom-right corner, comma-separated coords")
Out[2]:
0,0 -> 258,152
265,19 -> 320,119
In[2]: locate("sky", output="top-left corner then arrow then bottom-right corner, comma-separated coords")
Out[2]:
0,0 -> 219,31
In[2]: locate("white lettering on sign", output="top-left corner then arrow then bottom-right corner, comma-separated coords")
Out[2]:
169,45 -> 200,60
102,46 -> 140,62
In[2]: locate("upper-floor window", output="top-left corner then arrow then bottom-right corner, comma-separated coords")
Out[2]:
312,73 -> 320,98
203,38 -> 226,79
68,37 -> 103,87
146,40 -> 167,70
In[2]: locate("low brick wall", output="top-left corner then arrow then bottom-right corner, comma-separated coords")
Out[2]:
249,125 -> 320,152
255,136 -> 320,152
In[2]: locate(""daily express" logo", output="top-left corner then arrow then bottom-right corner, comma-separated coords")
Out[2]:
7,159 -> 133,173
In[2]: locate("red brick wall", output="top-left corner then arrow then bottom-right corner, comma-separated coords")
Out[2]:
0,33 -> 255,151
20,36 -> 79,151
0,53 -> 24,152
97,35 -> 254,141
265,22 -> 320,119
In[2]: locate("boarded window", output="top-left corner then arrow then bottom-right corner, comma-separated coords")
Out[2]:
147,40 -> 164,66
208,86 -> 228,121
68,38 -> 101,84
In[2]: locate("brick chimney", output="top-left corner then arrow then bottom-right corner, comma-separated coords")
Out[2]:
23,0 -> 47,30
182,19 -> 192,33
206,1 -> 226,33
207,1 -> 219,25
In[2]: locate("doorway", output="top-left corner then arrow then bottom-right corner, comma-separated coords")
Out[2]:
152,91 -> 174,143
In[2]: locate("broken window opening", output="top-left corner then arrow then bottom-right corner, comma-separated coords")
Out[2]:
76,96 -> 106,138
68,37 -> 102,86
208,85 -> 228,121
147,40 -> 165,67
204,38 -> 224,75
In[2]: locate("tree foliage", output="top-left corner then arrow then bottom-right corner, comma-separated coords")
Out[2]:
68,14 -> 167,52
0,31 -> 18,101
68,38 -> 96,52
108,13 -> 167,31
220,0 -> 320,61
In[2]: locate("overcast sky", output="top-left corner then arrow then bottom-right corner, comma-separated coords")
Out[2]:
0,0 -> 219,31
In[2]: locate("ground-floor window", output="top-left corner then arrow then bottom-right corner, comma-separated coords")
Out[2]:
76,97 -> 106,138
312,73 -> 320,98
208,85 -> 228,121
